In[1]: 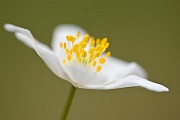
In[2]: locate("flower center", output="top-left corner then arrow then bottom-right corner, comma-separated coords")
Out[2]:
59,32 -> 111,73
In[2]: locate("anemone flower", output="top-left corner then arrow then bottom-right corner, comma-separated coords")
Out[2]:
4,23 -> 168,92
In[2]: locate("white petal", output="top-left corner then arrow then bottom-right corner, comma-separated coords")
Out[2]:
51,24 -> 87,55
4,24 -> 70,81
101,55 -> 147,78
99,75 -> 169,92
65,64 -> 112,88
4,24 -> 34,48
117,62 -> 148,78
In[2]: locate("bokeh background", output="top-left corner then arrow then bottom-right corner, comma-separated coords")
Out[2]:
0,0 -> 179,120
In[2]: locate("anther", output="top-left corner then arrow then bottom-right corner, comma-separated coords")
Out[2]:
81,42 -> 87,48
64,42 -> 67,49
69,48 -> 73,54
66,49 -> 69,54
106,52 -> 111,58
82,51 -> 87,57
66,36 -> 70,41
104,43 -> 109,48
76,31 -> 80,38
89,47 -> 95,54
99,58 -> 106,64
83,34 -> 89,42
74,45 -> 79,54
92,61 -> 97,67
88,54 -> 94,62
60,42 -> 63,48
101,38 -> 107,45
95,45 -> 101,51
90,40 -> 95,47
63,59 -> 66,64
96,38 -> 100,45
94,51 -> 101,57
66,35 -> 76,43
96,66 -> 102,72
67,55 -> 72,61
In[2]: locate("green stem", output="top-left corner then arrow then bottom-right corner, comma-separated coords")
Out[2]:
60,85 -> 76,120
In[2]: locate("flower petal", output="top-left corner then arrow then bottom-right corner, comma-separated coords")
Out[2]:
51,24 -> 87,55
4,24 -> 34,48
65,64 -> 112,88
99,75 -> 169,92
102,55 -> 148,78
4,24 -> 70,81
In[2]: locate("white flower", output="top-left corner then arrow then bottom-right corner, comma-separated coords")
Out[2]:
4,23 -> 169,92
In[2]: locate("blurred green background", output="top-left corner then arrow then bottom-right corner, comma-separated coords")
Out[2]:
0,0 -> 179,120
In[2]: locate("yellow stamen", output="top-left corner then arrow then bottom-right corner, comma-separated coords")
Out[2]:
81,51 -> 87,57
83,34 -> 89,42
104,43 -> 109,48
95,45 -> 101,51
88,53 -> 94,62
76,31 -> 80,38
60,42 -> 63,48
67,55 -> 72,61
96,66 -> 102,72
92,61 -> 97,67
69,48 -> 73,54
74,44 -> 79,54
63,59 -> 66,64
96,38 -> 100,45
64,42 -> 67,49
66,35 -> 76,43
66,36 -> 69,41
90,40 -> 95,47
99,58 -> 106,64
81,42 -> 87,48
106,52 -> 111,58
71,37 -> 76,43
94,51 -> 101,57
66,49 -> 69,54
59,32 -> 111,73
101,38 -> 107,45
89,47 -> 95,54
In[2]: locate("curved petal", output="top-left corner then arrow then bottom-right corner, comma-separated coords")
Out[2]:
4,24 -> 34,48
51,24 -> 88,55
64,64 -> 112,88
117,62 -> 148,78
98,75 -> 169,92
101,55 -> 148,79
4,24 -> 70,81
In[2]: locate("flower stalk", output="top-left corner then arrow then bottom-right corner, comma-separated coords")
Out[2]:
60,85 -> 76,120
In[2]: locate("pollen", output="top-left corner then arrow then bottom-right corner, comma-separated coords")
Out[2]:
59,32 -> 111,73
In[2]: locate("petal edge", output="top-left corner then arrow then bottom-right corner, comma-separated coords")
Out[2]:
98,75 -> 169,92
